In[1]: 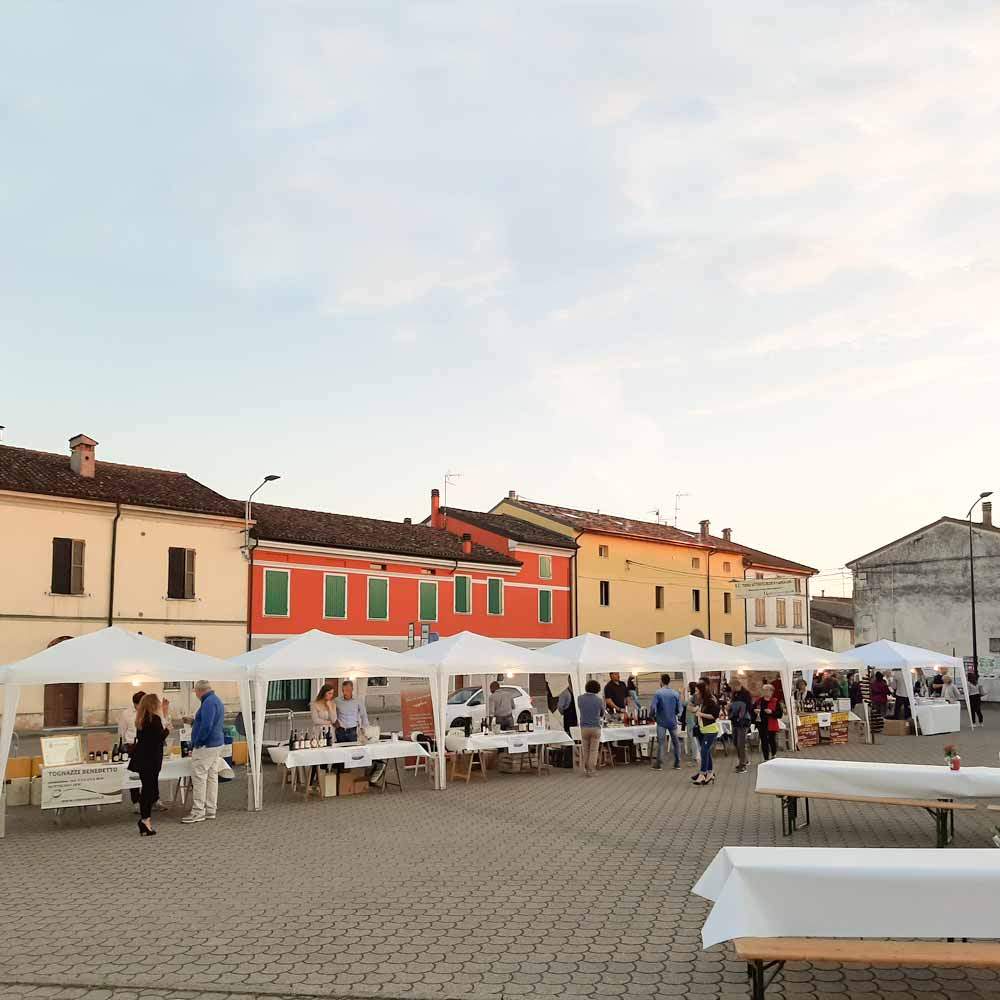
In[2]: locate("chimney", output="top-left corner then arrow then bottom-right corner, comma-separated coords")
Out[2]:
430,488 -> 442,529
983,502 -> 993,528
461,532 -> 473,555
69,434 -> 98,478
722,527 -> 732,543
699,519 -> 710,540
403,517 -> 412,525
508,490 -> 517,500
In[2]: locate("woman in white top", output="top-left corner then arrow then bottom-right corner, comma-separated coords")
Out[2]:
940,674 -> 960,704
311,683 -> 338,741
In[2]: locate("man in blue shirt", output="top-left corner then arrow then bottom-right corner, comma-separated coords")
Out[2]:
182,679 -> 225,824
649,674 -> 682,770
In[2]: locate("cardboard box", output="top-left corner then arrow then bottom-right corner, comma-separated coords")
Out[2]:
230,741 -> 249,766
4,757 -> 33,781
30,776 -> 42,806
319,772 -> 338,798
31,757 -> 44,778
338,770 -> 369,796
883,719 -> 914,736
3,777 -> 31,807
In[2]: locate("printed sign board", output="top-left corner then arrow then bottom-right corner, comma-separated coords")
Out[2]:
797,713 -> 820,748
41,763 -> 122,810
734,578 -> 799,599
829,711 -> 850,745
39,734 -> 84,767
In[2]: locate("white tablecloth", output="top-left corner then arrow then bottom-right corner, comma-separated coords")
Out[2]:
445,730 -> 573,754
914,701 -> 961,735
569,724 -> 657,744
122,756 -> 233,789
980,677 -> 1000,702
269,740 -> 428,769
756,757 -> 1000,800
693,846 -> 1000,948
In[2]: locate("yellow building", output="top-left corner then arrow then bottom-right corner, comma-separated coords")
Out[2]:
491,494 -> 816,647
0,434 -> 248,729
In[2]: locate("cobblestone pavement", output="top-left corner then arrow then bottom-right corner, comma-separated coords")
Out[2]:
3,712 -> 1000,1000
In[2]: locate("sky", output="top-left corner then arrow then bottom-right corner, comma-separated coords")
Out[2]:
3,2 -> 999,598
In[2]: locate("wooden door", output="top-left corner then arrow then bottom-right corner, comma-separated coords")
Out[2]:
44,683 -> 79,727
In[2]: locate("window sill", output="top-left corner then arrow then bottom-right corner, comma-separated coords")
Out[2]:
46,592 -> 89,598
164,597 -> 198,602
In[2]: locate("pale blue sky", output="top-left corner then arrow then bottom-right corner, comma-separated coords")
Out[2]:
4,2 -> 999,595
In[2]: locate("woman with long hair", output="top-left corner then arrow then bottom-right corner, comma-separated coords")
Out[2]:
311,683 -> 338,741
683,681 -> 700,766
131,693 -> 168,836
692,680 -> 720,786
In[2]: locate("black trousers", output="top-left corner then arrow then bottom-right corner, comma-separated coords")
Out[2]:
758,727 -> 777,761
138,769 -> 160,820
971,694 -> 984,724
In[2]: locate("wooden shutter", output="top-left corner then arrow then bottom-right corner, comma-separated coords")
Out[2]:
367,578 -> 388,620
264,570 -> 289,616
51,537 -> 72,594
538,589 -> 552,624
539,555 -> 552,580
168,547 -> 186,599
454,576 -> 471,614
324,575 -> 347,618
184,549 -> 196,598
70,540 -> 85,594
419,581 -> 437,622
487,578 -> 503,615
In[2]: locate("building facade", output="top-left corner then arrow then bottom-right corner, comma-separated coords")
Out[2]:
847,503 -> 1000,661
0,435 -> 248,729
810,595 -> 855,652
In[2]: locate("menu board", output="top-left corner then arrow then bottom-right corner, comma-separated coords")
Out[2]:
41,763 -> 122,810
829,711 -> 850,745
401,688 -> 436,738
797,713 -> 820,748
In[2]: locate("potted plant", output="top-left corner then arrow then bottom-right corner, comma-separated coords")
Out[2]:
944,744 -> 961,770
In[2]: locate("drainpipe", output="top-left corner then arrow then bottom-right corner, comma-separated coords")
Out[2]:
705,548 -> 717,640
805,576 -> 811,645
572,531 -> 583,636
105,503 -> 122,724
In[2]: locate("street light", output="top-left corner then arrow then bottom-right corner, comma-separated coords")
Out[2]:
245,475 -> 281,651
966,491 -> 992,678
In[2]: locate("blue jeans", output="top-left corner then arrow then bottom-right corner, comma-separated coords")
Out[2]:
699,733 -> 717,774
656,723 -> 680,766
336,726 -> 358,743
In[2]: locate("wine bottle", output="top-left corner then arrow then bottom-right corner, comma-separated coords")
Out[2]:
111,743 -> 120,763
326,727 -> 333,747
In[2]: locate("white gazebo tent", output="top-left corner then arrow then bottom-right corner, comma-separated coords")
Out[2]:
0,627 -> 257,834
839,640 -> 973,733
230,629 -> 431,803
404,631 -> 574,788
641,635 -> 795,747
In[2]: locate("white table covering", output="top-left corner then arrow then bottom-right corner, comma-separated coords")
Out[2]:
269,740 -> 428,769
569,724 -> 657,744
980,677 -> 1000,702
693,846 -> 1000,948
445,730 -> 573,754
913,701 -> 961,734
756,757 -> 1000,800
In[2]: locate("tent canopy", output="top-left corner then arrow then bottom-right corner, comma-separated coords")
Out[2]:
404,631 -> 570,675
1,626 -> 244,684
642,634 -> 780,675
230,629 -> 417,682
747,637 -> 864,671
838,640 -> 962,671
541,633 -> 650,676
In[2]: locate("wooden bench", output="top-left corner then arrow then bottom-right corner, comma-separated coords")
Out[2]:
757,787 -> 977,847
735,936 -> 1000,999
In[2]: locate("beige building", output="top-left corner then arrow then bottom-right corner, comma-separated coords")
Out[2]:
0,434 -> 248,730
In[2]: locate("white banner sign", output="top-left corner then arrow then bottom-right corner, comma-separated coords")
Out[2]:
41,763 -> 123,810
734,578 -> 798,598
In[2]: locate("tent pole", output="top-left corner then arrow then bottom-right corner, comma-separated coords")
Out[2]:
0,686 -> 20,839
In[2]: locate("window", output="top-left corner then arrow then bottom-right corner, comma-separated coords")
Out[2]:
692,589 -> 701,612
454,575 -> 472,615
598,544 -> 609,558
538,589 -> 553,624
418,580 -> 438,622
600,630 -> 611,639
655,631 -> 665,645
723,632 -> 733,646
754,598 -> 766,627
691,557 -> 700,569
723,561 -> 732,573
654,585 -> 664,610
263,569 -> 290,616
794,578 -> 802,594
487,578 -> 504,615
755,572 -> 764,580
267,678 -> 311,710
723,592 -> 732,614
164,637 -> 194,691
776,598 -> 787,628
793,601 -> 803,628
991,638 -> 1000,654
538,554 -> 552,580
51,538 -> 85,595
599,580 -> 610,606
323,574 -> 347,619
167,547 -> 196,599
367,577 -> 389,620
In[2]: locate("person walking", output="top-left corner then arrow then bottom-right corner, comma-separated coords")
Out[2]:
556,683 -> 578,735
969,670 -> 984,725
729,677 -> 753,774
754,683 -> 783,761
578,680 -> 606,777
131,693 -> 168,836
683,681 -> 700,766
649,674 -> 682,770
182,680 -> 225,824
691,680 -> 720,786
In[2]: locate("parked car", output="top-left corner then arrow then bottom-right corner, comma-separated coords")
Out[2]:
446,684 -> 534,729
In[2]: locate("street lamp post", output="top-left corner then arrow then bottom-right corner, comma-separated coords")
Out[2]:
967,491 -> 993,678
245,475 -> 281,652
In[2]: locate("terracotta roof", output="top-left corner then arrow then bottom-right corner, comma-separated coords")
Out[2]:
253,503 -> 521,566
0,444 -> 242,518
438,507 -> 578,549
505,497 -> 816,574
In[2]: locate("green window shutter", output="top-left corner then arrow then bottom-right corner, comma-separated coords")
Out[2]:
263,570 -> 289,616
539,555 -> 552,580
419,581 -> 437,621
539,589 -> 553,624
488,578 -> 504,615
454,575 -> 471,614
324,575 -> 347,618
368,578 -> 389,620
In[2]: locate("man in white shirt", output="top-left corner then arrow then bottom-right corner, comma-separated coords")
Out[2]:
488,682 -> 516,730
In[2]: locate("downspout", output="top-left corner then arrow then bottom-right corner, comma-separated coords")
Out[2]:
743,563 -> 749,645
805,576 -> 811,645
572,531 -> 583,637
106,503 -> 122,724
705,548 -> 716,640
246,538 -> 255,652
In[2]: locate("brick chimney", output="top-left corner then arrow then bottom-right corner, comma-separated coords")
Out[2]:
69,434 -> 98,478
430,488 -> 442,529
403,517 -> 412,525
508,490 -> 517,500
461,532 -> 473,555
984,502 -> 993,528
722,527 -> 732,543
699,519 -> 710,540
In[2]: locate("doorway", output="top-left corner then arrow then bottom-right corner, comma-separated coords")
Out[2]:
44,683 -> 79,727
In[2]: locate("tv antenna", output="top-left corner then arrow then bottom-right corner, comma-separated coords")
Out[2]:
648,508 -> 662,524
443,470 -> 462,524
673,491 -> 690,527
